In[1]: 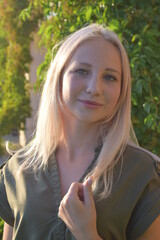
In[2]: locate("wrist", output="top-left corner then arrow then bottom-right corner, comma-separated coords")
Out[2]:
77,232 -> 102,240
89,230 -> 103,240
93,234 -> 103,240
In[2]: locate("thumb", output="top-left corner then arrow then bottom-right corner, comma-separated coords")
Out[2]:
83,177 -> 93,205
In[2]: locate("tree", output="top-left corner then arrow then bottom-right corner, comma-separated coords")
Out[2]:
0,0 -> 41,136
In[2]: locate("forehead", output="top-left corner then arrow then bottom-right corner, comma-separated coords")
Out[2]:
66,38 -> 122,72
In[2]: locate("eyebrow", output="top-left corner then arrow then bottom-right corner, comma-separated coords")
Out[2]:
77,62 -> 92,67
77,62 -> 121,76
105,68 -> 121,76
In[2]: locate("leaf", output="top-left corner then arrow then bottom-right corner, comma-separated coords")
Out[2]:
144,46 -> 155,57
93,7 -> 101,18
143,102 -> 150,114
142,80 -> 149,93
69,25 -> 76,32
46,25 -> 53,36
142,24 -> 150,34
132,34 -> 140,42
135,80 -> 143,95
85,6 -> 92,21
109,19 -> 120,31
19,9 -> 31,21
131,94 -> 137,106
144,114 -> 154,128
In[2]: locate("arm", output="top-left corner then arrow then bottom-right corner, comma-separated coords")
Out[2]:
58,178 -> 102,240
137,215 -> 160,240
136,216 -> 160,240
2,223 -> 13,240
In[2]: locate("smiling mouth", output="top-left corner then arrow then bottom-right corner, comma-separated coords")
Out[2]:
78,99 -> 103,107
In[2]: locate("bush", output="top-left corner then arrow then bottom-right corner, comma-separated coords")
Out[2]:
0,137 -> 5,156
0,218 -> 4,239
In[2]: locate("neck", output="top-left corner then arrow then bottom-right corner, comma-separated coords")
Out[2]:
58,118 -> 101,162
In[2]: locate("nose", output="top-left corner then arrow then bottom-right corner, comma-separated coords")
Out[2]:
86,73 -> 102,95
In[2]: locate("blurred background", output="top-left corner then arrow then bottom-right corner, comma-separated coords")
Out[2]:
0,0 -> 160,237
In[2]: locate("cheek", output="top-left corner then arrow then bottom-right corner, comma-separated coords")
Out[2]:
62,87 -> 70,104
104,85 -> 121,106
62,75 -> 70,100
114,87 -> 121,103
62,74 -> 82,100
62,75 -> 76,103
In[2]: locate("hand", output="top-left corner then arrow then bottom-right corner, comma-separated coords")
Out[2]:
58,177 -> 101,240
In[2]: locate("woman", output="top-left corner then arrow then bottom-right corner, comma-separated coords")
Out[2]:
0,23 -> 160,240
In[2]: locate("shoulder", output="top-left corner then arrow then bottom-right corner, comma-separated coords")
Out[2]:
0,155 -> 12,169
122,145 -> 160,239
0,152 -> 39,190
123,144 -> 160,175
0,153 -> 22,175
0,154 -> 24,197
113,144 -> 160,193
124,144 -> 160,162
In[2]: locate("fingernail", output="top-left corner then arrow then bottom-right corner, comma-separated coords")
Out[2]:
85,176 -> 92,186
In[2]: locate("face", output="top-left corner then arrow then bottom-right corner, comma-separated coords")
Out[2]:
61,38 -> 122,124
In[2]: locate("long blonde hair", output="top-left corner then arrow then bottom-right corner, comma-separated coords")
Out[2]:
13,23 -> 138,199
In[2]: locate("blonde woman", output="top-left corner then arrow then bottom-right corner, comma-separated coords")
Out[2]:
0,24 -> 160,240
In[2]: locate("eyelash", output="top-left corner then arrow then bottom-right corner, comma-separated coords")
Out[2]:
103,74 -> 116,81
73,69 -> 116,81
74,69 -> 89,76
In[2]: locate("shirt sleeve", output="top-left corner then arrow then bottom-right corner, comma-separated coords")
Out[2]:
0,166 -> 14,226
126,159 -> 160,239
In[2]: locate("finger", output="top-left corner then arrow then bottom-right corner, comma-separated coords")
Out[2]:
78,187 -> 84,202
83,177 -> 94,206
68,182 -> 83,195
60,182 -> 84,214
68,182 -> 84,202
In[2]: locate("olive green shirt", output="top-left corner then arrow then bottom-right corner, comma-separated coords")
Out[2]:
0,145 -> 160,240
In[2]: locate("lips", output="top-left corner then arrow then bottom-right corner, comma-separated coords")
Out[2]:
78,99 -> 103,106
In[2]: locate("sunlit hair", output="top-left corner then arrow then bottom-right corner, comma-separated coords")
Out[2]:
12,23 -> 139,199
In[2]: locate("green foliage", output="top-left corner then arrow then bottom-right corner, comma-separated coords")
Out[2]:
0,218 -> 4,239
0,0 -> 41,137
21,0 -> 160,155
0,137 -> 5,156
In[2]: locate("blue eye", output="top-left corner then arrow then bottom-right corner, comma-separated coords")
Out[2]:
103,74 -> 116,81
74,69 -> 89,76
